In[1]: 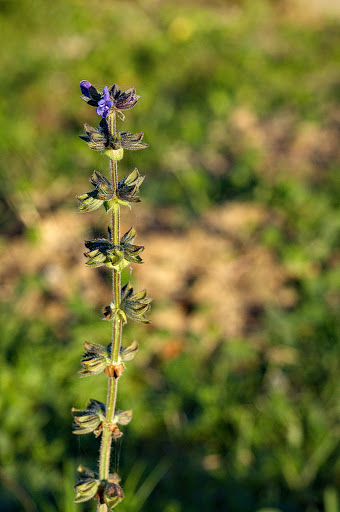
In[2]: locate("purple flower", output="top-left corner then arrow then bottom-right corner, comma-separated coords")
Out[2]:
80,80 -> 93,98
80,80 -> 101,105
80,80 -> 140,118
80,81 -> 113,118
96,86 -> 113,118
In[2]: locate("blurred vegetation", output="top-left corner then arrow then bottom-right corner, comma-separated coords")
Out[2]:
0,0 -> 339,511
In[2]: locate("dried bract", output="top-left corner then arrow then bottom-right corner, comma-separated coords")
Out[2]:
84,227 -> 144,271
119,340 -> 139,362
117,168 -> 145,205
74,466 -> 100,504
72,399 -> 106,437
77,170 -> 114,213
79,341 -> 111,377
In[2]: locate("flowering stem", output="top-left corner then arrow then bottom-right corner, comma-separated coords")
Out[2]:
97,111 -> 122,511
75,81 -> 148,511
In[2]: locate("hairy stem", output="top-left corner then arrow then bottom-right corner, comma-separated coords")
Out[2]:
97,111 -> 123,511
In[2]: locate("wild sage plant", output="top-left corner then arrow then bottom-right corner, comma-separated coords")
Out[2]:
72,81 -> 151,511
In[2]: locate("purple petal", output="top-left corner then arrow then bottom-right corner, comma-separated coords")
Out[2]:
80,80 -> 92,97
102,86 -> 110,101
96,103 -> 111,118
96,88 -> 113,118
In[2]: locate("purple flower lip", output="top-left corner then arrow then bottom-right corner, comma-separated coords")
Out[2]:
96,86 -> 113,118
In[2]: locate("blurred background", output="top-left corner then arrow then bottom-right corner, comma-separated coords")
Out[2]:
0,0 -> 339,511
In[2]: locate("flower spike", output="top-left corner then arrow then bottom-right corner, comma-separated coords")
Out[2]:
74,78 -> 148,509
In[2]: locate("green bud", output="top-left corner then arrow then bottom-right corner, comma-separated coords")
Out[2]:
119,227 -> 144,263
92,170 -> 113,198
77,193 -> 104,213
104,199 -> 119,212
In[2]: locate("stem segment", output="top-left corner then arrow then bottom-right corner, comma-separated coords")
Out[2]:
97,111 -> 122,511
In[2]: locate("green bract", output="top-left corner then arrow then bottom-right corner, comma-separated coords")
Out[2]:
78,168 -> 146,213
103,283 -> 152,324
79,341 -> 111,377
79,118 -> 148,156
116,168 -> 145,205
84,227 -> 144,271
77,170 -> 114,213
